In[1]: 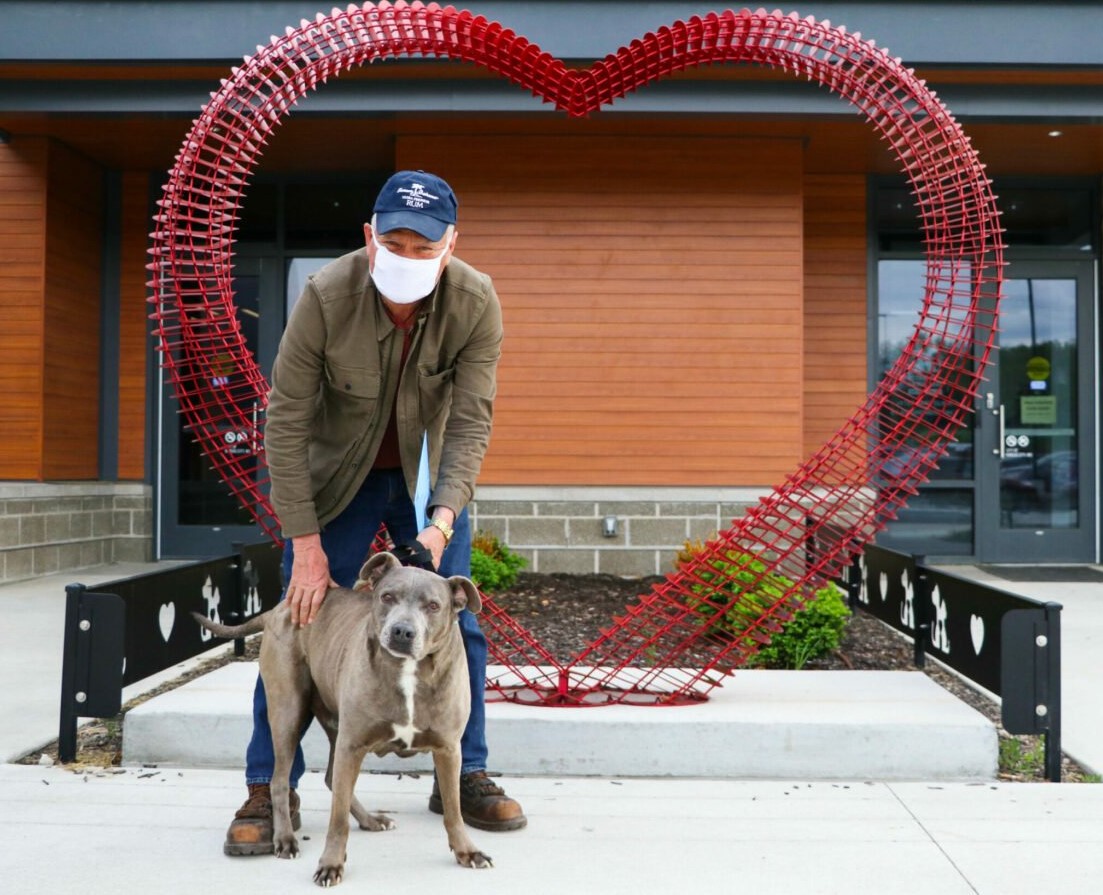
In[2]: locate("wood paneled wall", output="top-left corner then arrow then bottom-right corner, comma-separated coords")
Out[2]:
0,138 -> 103,480
0,139 -> 47,478
42,142 -> 102,478
802,175 -> 868,460
117,171 -> 149,480
399,135 -> 805,487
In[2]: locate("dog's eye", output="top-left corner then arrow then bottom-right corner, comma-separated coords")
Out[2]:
425,601 -> 441,613
379,592 -> 397,605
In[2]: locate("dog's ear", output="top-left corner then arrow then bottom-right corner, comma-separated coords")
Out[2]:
354,551 -> 400,591
447,575 -> 482,615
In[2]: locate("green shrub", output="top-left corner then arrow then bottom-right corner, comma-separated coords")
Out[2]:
753,584 -> 850,669
469,530 -> 526,592
677,539 -> 850,669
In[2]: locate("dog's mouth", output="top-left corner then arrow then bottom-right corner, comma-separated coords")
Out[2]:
381,640 -> 420,660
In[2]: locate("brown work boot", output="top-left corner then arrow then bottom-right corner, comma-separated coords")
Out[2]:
223,783 -> 301,856
428,770 -> 527,832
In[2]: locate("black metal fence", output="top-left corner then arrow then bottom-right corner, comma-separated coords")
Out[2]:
810,528 -> 1063,781
58,532 -> 1064,779
57,541 -> 283,763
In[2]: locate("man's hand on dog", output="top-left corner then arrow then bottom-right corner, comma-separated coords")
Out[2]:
288,534 -> 338,627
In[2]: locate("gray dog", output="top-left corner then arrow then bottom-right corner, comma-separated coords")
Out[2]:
193,551 -> 491,886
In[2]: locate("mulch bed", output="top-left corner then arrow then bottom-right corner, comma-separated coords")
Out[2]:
21,572 -> 1097,783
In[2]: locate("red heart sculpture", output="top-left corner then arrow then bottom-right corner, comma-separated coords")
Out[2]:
148,2 -> 1003,705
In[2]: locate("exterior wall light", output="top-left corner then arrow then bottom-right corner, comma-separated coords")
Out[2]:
602,515 -> 618,538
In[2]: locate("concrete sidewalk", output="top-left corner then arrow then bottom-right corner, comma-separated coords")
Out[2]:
3,560 -> 1102,893
6,763 -> 1103,894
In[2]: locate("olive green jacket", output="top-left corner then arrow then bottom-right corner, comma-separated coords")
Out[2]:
264,249 -> 502,539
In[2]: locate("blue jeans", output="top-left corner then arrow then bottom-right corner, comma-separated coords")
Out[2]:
245,469 -> 488,788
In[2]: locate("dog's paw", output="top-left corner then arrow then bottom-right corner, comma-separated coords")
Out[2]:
313,862 -> 344,887
455,849 -> 493,869
274,834 -> 300,860
357,812 -> 396,833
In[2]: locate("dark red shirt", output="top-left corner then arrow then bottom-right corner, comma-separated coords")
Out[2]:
372,312 -> 416,470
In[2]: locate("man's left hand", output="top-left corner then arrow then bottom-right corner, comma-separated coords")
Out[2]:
416,508 -> 456,570
415,524 -> 449,570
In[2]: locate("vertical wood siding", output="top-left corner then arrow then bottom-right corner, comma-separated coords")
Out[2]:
399,135 -> 805,487
802,175 -> 868,464
0,139 -> 47,478
42,142 -> 102,478
117,171 -> 149,480
401,134 -> 807,485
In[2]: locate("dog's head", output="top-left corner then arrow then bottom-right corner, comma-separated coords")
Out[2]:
353,552 -> 481,660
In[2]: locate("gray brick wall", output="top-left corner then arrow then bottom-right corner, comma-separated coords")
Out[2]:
470,487 -> 763,576
0,483 -> 152,584
0,483 -> 765,583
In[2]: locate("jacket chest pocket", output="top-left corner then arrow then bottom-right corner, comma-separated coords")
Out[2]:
418,366 -> 454,424
325,363 -> 381,416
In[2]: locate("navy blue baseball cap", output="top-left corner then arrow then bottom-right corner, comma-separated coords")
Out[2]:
372,170 -> 458,241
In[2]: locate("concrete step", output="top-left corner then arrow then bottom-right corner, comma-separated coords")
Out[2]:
122,662 -> 996,780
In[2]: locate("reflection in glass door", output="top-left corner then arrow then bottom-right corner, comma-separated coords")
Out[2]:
977,262 -> 1096,562
874,258 -> 1096,564
875,259 -> 977,557
157,256 -> 281,558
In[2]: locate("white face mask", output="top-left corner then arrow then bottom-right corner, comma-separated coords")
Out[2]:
369,234 -> 447,304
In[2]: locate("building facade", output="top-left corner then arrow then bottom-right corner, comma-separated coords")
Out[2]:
1,1 -> 1100,581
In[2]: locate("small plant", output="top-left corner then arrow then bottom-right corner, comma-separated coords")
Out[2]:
998,736 -> 1048,778
676,538 -> 850,669
469,530 -> 526,592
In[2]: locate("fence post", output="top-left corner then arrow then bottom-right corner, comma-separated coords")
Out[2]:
57,584 -> 125,764
57,584 -> 84,763
845,552 -> 862,610
1042,602 -> 1063,782
1001,601 -> 1064,782
912,555 -> 930,668
229,541 -> 246,657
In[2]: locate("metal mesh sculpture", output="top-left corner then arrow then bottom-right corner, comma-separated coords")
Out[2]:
148,3 -> 1004,706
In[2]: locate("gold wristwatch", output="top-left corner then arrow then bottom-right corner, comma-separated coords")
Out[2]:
429,516 -> 454,544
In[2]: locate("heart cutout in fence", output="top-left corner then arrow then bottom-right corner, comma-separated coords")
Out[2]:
970,614 -> 986,656
148,2 -> 1004,705
158,602 -> 176,644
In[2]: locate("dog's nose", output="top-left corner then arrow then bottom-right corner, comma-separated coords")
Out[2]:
389,621 -> 416,646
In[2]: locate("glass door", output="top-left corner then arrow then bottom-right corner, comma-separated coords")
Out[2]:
875,259 -> 978,558
157,255 -> 283,558
975,260 -> 1096,562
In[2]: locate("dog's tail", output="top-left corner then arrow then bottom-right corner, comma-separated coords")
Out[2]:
190,611 -> 267,640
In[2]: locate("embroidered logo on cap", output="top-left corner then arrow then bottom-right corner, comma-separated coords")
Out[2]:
397,182 -> 439,210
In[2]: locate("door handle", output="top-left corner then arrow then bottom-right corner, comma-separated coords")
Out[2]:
995,404 -> 1005,459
